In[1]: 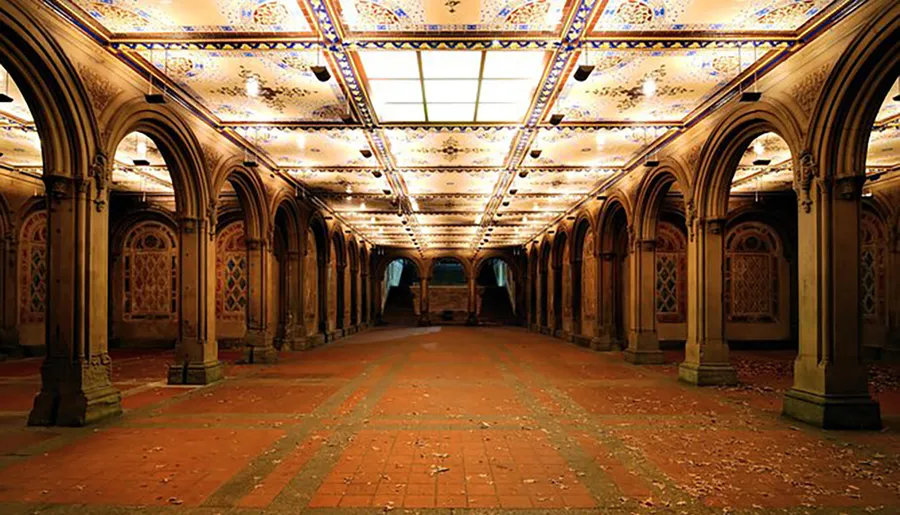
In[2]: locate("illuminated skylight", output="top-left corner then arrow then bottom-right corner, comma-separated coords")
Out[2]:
360,50 -> 546,123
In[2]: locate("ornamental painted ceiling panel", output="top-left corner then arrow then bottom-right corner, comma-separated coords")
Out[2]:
139,49 -> 345,123
68,0 -> 313,34
731,132 -> 792,183
0,126 -> 41,167
875,93 -> 900,125
247,128 -> 374,167
334,0 -> 572,35
513,169 -> 616,194
0,67 -> 33,124
588,0 -> 838,34
411,195 -> 491,212
287,169 -> 387,194
399,170 -> 503,195
867,126 -> 900,169
384,128 -> 518,167
112,132 -> 174,194
324,194 -> 396,212
553,48 -> 755,123
525,128 -> 665,167
500,194 -> 581,213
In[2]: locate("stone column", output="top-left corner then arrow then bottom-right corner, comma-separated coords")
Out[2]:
243,237 -> 277,363
168,214 -> 223,385
593,252 -> 616,350
679,218 -> 737,385
29,168 -> 121,426
418,276 -> 431,326
361,269 -> 369,327
0,230 -> 19,353
783,171 -> 880,429
886,235 -> 900,360
625,239 -> 663,364
466,276 -> 478,325
281,250 -> 306,350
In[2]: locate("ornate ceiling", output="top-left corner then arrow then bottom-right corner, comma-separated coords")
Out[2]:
0,1 -> 897,252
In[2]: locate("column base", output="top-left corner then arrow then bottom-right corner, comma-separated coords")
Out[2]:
168,361 -> 224,385
29,384 -> 122,427
280,337 -> 309,351
308,333 -> 326,347
783,388 -> 881,430
417,314 -> 432,327
678,361 -> 737,386
465,313 -> 478,326
572,335 -> 591,348
242,345 -> 278,364
553,329 -> 570,341
623,349 -> 665,364
540,326 -> 551,335
590,336 -> 614,351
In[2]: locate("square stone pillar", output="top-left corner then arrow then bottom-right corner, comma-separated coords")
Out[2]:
243,238 -> 277,363
679,218 -> 737,385
29,171 -> 121,426
168,216 -> 223,385
466,277 -> 478,325
783,172 -> 880,429
625,239 -> 663,364
280,250 -> 308,350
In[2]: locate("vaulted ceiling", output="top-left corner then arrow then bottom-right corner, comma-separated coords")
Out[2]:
0,0 -> 897,252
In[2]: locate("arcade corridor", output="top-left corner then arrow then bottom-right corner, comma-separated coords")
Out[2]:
0,326 -> 898,513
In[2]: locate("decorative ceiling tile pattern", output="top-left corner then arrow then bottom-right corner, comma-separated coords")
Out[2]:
384,128 -> 518,168
0,1 -> 887,251
139,49 -> 345,122
69,0 -> 313,34
554,48 -> 754,123
589,0 -> 837,34
335,0 -> 571,34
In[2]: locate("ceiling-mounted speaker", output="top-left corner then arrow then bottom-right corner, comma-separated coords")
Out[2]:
573,64 -> 595,82
739,91 -> 762,103
643,159 -> 660,168
311,65 -> 331,82
518,171 -> 529,178
529,149 -> 542,159
145,93 -> 166,104
509,188 -> 518,195
502,201 -> 510,206
243,159 -> 259,168
893,93 -> 900,102
0,93 -> 13,103
867,172 -> 884,182
372,171 -> 382,178
382,189 -> 392,195
549,114 -> 565,126
132,159 -> 151,166
341,113 -> 354,124
752,159 -> 771,166
360,149 -> 373,158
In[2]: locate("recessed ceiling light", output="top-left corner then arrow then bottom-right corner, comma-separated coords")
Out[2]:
245,76 -> 259,98
642,78 -> 657,97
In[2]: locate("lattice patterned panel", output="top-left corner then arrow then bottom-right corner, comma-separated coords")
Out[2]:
216,222 -> 248,321
725,222 -> 780,323
123,221 -> 178,321
18,211 -> 47,324
860,211 -> 886,323
654,222 -> 686,323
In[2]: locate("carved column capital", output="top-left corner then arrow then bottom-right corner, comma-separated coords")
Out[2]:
636,239 -> 656,252
834,175 -> 866,201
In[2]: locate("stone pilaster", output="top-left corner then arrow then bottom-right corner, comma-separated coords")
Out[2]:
29,169 -> 121,426
418,276 -> 431,326
466,277 -> 478,325
593,252 -> 618,351
783,170 -> 880,429
625,239 -> 663,364
168,215 -> 223,385
0,230 -> 19,354
679,218 -> 737,385
242,237 -> 277,363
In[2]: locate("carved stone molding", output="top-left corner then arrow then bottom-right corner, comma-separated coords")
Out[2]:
834,175 -> 866,200
179,217 -> 199,234
790,64 -> 832,117
77,64 -> 121,118
794,151 -> 817,213
703,218 -> 726,235
201,144 -> 221,176
90,151 -> 110,212
43,174 -> 72,200
637,239 -> 656,251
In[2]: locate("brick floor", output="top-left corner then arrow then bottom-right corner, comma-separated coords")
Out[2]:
0,326 -> 897,514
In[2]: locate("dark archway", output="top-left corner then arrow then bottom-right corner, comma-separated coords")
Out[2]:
381,257 -> 420,325
476,257 -> 516,325
551,231 -> 568,336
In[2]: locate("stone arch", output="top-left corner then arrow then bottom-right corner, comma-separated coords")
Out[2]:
596,197 -> 631,348
551,229 -> 569,334
427,255 -> 471,282
0,0 -> 97,181
473,251 -> 521,281
633,160 -> 690,242
860,204 -> 890,354
271,198 -> 302,349
104,100 -> 210,219
528,245 -> 539,327
306,213 -> 329,338
360,246 -> 370,325
692,100 -> 804,221
347,238 -> 359,326
538,238 -> 552,329
806,3 -> 900,185
724,220 -> 786,325
330,228 -> 347,331
212,160 -> 269,242
571,213 -> 595,342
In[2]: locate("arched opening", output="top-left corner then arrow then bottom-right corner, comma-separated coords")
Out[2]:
571,218 -> 596,346
328,231 -> 345,337
539,242 -> 551,330
598,201 -> 630,349
381,257 -> 420,325
305,219 -> 327,344
529,247 -> 538,328
551,232 -> 569,337
476,257 -> 516,325
360,247 -> 369,326
272,201 -> 301,351
429,257 -> 468,324
348,240 -> 359,328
